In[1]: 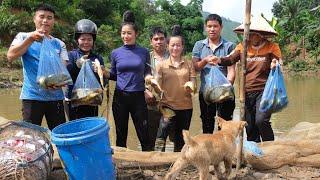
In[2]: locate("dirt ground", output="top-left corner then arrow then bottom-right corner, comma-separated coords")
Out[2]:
0,67 -> 23,88
49,162 -> 320,180
116,165 -> 320,180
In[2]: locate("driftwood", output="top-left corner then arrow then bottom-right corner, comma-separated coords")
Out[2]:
112,146 -> 179,169
245,122 -> 320,170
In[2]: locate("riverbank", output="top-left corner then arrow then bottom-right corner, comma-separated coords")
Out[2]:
282,66 -> 320,78
0,67 -> 23,88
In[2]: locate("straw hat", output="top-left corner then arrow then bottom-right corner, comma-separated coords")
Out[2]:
233,15 -> 278,37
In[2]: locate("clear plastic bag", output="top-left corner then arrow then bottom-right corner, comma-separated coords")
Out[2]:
36,37 -> 72,89
203,66 -> 234,104
71,60 -> 103,107
236,138 -> 263,157
259,64 -> 288,113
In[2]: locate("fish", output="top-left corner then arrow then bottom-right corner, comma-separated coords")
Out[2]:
150,78 -> 163,92
260,88 -> 288,113
71,88 -> 103,106
159,105 -> 176,119
203,84 -> 234,104
145,76 -> 163,98
184,81 -> 195,94
38,74 -> 72,89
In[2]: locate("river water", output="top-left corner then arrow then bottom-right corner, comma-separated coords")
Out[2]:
0,75 -> 319,150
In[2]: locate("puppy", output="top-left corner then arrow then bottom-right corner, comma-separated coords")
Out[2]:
165,117 -> 247,180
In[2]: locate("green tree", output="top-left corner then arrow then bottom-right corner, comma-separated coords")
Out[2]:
272,0 -> 320,60
95,24 -> 122,60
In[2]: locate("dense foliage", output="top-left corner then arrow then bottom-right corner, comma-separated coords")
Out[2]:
0,0 -> 319,72
0,0 -> 207,59
272,0 -> 320,65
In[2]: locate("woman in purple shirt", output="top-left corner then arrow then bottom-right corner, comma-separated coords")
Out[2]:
108,11 -> 152,151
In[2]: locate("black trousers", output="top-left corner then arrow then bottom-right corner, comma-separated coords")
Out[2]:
112,89 -> 152,151
199,92 -> 235,133
147,109 -> 162,150
245,91 -> 274,142
157,109 -> 192,152
22,100 -> 66,130
68,104 -> 99,120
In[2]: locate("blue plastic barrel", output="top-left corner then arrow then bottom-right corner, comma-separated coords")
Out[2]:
51,117 -> 115,180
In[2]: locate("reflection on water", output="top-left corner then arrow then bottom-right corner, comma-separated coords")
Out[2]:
271,75 -> 320,132
0,75 -> 320,150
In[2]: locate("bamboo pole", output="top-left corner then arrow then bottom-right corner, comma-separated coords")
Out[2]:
237,0 -> 252,172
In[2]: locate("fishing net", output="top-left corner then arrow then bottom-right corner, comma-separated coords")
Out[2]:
71,60 -> 103,107
245,122 -> 320,170
0,121 -> 53,180
259,63 -> 288,113
203,66 -> 234,104
36,37 -> 72,90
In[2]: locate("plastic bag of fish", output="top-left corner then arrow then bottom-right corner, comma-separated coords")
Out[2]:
0,121 -> 53,180
203,66 -> 234,104
71,88 -> 103,107
71,60 -> 103,107
36,37 -> 73,90
203,84 -> 234,104
259,63 -> 288,113
38,73 -> 73,89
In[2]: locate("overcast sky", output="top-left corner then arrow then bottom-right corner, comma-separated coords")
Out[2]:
181,0 -> 278,22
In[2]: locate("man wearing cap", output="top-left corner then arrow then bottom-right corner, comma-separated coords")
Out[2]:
211,15 -> 283,142
192,14 -> 236,134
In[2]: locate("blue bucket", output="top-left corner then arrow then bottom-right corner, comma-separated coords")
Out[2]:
51,117 -> 115,180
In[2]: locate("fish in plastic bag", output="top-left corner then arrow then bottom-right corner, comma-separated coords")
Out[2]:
203,66 -> 234,104
71,60 -> 103,107
259,63 -> 288,113
36,37 -> 72,89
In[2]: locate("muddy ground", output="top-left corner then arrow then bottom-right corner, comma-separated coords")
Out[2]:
115,165 -> 320,180
49,157 -> 320,180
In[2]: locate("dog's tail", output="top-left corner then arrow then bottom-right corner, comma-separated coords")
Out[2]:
182,130 -> 198,147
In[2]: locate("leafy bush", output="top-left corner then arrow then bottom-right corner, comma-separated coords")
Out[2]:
288,60 -> 309,71
316,59 -> 320,65
95,24 -> 122,61
0,5 -> 33,46
52,22 -> 74,50
0,47 -> 22,68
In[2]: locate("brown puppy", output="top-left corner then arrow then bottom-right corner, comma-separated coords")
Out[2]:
165,117 -> 247,180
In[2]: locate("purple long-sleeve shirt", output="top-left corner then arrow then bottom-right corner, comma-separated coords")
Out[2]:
109,44 -> 151,92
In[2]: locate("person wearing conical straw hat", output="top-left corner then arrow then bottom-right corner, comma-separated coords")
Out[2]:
211,15 -> 283,142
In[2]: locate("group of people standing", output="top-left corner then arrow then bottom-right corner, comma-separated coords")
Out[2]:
7,3 -> 282,152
